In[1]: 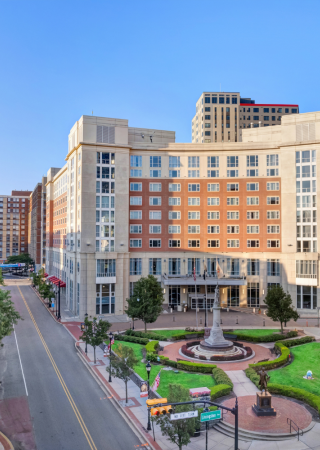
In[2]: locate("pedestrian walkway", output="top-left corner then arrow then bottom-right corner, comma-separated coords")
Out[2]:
225,370 -> 258,397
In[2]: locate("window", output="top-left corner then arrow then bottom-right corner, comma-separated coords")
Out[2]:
208,183 -> 219,192
267,240 -> 280,248
219,97 -> 224,104
205,97 -> 210,104
130,183 -> 142,191
188,156 -> 199,168
267,197 -> 280,205
169,211 -> 181,220
188,225 -> 200,233
207,211 -> 219,220
227,183 -> 239,192
247,197 -> 259,205
169,170 -> 180,178
296,260 -> 317,279
227,258 -> 239,275
130,197 -> 142,206
253,108 -> 259,112
207,197 -> 220,206
232,98 -> 237,104
169,258 -> 180,275
169,183 -> 181,192
188,170 -> 199,177
149,211 -> 162,220
150,156 -> 161,167
130,210 -> 142,220
208,225 -> 220,233
188,211 -> 199,220
247,211 -> 259,219
169,197 -> 181,206
188,197 -> 200,206
227,225 -> 239,234
207,170 -> 219,178
169,239 -> 181,248
130,169 -> 142,177
292,108 -> 298,113
267,182 -> 279,191
267,225 -> 280,233
264,116 -> 269,121
149,183 -> 161,192
207,240 -> 219,248
253,116 -> 259,120
247,155 -> 258,167
130,258 -> 142,275
227,211 -> 239,220
247,259 -> 260,275
149,225 -> 161,233
130,239 -> 142,248
149,197 -> 161,206
267,154 -> 279,166
267,259 -> 280,276
297,285 -> 317,309
168,225 -> 181,234
227,156 -> 238,167
247,183 -> 259,191
149,239 -> 161,248
149,258 -> 161,275
169,156 -> 180,167
131,155 -> 142,167
97,259 -> 116,277
207,156 -> 219,168
227,197 -> 239,205
150,169 -> 161,177
130,224 -> 142,234
188,184 -> 200,192
247,282 -> 260,307
247,169 -> 258,177
227,240 -> 239,248
267,211 -> 280,219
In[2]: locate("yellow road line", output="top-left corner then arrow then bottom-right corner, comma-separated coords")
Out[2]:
17,286 -> 97,450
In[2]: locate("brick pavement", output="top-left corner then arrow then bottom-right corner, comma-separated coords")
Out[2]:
222,395 -> 313,433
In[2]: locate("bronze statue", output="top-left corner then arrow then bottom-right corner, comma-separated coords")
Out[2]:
258,367 -> 270,392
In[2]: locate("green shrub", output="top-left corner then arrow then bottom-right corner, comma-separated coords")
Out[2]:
226,330 -> 298,343
158,355 -> 178,368
212,367 -> 233,388
177,361 -> 216,373
125,329 -> 168,341
146,352 -> 158,363
244,367 -> 260,387
268,383 -> 320,413
210,384 -> 232,400
248,343 -> 290,371
277,336 -> 315,347
114,334 -> 149,345
145,340 -> 159,354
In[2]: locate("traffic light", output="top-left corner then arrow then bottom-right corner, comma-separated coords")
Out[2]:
146,398 -> 173,416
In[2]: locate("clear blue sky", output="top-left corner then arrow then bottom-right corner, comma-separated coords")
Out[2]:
1,0 -> 320,194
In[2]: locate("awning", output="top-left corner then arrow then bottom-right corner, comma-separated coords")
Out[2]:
47,276 -> 66,288
44,273 -> 48,277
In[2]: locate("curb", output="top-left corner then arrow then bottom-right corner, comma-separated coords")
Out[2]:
0,431 -> 14,450
75,342 -> 160,450
29,285 -> 63,325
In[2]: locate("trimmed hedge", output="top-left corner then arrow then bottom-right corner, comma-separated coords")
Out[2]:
177,360 -> 216,373
277,336 -> 315,348
244,367 -> 260,387
268,383 -> 320,413
225,330 -> 298,343
171,332 -> 205,341
212,367 -> 233,388
210,384 -> 233,400
145,340 -> 159,354
248,342 -> 290,371
125,329 -> 168,341
159,356 -> 178,368
114,334 -> 149,345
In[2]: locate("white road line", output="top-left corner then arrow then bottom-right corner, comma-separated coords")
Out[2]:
13,324 -> 28,396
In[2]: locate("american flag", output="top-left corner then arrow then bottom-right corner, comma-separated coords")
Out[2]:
152,372 -> 161,391
193,266 -> 196,282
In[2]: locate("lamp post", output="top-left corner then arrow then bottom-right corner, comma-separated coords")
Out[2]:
146,361 -> 152,431
84,313 -> 88,354
109,331 -> 113,382
57,280 -> 61,320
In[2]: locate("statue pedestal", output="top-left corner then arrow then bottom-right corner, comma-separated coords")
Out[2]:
200,306 -> 233,352
252,392 -> 277,416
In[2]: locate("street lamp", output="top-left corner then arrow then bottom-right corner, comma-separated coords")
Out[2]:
108,331 -> 113,382
84,313 -> 88,354
146,360 -> 152,431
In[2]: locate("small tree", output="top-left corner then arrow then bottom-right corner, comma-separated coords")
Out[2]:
0,269 -> 5,286
264,285 -> 299,333
81,317 -> 111,364
126,275 -> 164,332
39,282 -> 55,306
0,288 -> 22,346
107,344 -> 139,403
153,384 -> 196,450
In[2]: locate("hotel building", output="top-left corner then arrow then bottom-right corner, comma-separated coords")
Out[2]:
191,92 -> 299,143
45,112 -> 319,320
28,177 -> 47,270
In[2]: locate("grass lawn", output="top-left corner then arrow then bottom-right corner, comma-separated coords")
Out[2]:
269,342 -> 320,396
157,370 -> 216,399
230,329 -> 280,337
151,329 -> 201,338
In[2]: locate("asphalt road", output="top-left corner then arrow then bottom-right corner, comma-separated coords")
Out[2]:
3,285 -> 144,450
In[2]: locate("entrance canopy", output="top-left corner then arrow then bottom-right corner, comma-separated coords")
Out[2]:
47,275 -> 66,288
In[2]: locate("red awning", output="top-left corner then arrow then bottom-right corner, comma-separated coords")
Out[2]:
48,276 -> 66,288
44,273 -> 48,277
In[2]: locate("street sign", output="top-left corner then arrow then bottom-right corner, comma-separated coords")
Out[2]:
200,410 -> 222,422
170,410 -> 198,421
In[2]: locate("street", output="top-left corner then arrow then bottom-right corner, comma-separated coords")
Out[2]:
0,285 -> 143,450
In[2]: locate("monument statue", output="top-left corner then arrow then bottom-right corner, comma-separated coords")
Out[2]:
258,367 -> 270,392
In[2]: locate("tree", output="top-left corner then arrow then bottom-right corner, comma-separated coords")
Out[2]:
153,384 -> 196,450
107,343 -> 139,403
39,282 -> 55,306
126,275 -> 164,332
6,253 -> 34,270
0,269 -> 5,286
0,288 -> 22,346
264,285 -> 299,333
81,317 -> 111,364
